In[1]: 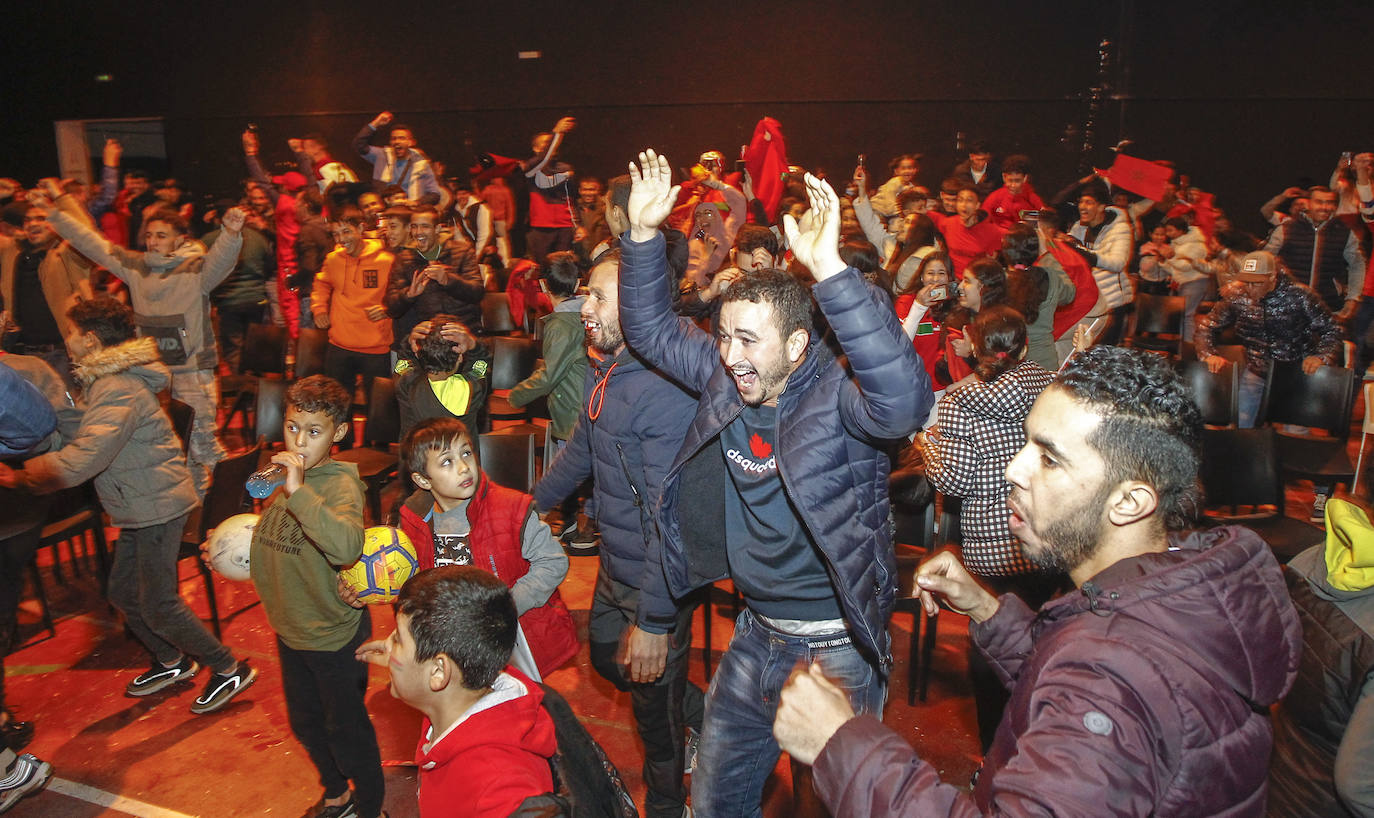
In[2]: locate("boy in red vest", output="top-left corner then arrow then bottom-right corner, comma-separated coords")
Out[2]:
389,417 -> 577,676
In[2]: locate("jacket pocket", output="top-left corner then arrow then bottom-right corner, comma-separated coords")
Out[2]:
135,312 -> 190,366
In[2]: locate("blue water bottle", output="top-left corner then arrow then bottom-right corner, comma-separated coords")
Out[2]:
245,463 -> 287,499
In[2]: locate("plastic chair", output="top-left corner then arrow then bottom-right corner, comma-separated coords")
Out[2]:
486,337 -> 543,426
480,293 -> 519,336
1127,294 -> 1186,356
254,378 -> 288,446
1199,427 -> 1326,562
892,499 -> 938,705
478,428 -> 538,493
335,377 -> 401,524
1262,362 -> 1357,492
220,323 -> 288,434
294,328 -> 329,380
181,441 -> 263,638
1176,359 -> 1239,428
37,483 -> 109,587
1353,382 -> 1374,495
165,398 -> 195,457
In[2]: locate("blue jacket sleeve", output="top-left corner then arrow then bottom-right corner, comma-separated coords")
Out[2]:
812,270 -> 931,441
87,165 -> 119,219
532,403 -> 593,512
618,231 -> 720,394
0,364 -> 57,458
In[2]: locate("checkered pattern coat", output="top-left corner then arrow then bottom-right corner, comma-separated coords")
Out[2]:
924,361 -> 1055,576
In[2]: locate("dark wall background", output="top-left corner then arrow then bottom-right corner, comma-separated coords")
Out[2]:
7,0 -> 1372,236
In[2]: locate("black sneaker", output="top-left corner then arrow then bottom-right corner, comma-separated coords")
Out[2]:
561,524 -> 601,556
301,796 -> 359,818
1311,492 -> 1330,524
0,712 -> 33,752
0,753 -> 51,813
191,660 -> 258,714
126,655 -> 200,697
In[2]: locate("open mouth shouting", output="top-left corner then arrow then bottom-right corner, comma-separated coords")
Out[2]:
730,363 -> 759,393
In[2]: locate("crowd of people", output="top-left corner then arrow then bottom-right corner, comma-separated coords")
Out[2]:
1,110 -> 1373,818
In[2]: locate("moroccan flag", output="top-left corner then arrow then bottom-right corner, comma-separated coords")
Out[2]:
1101,154 -> 1173,201
744,117 -> 789,223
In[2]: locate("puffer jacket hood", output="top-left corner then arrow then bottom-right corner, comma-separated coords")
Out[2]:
1053,525 -> 1300,707
74,336 -> 170,391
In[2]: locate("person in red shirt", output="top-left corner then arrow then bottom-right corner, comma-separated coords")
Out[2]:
982,155 -> 1045,231
929,183 -> 1006,273
358,566 -> 556,818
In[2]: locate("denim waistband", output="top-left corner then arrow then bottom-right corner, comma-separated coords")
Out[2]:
748,609 -> 852,648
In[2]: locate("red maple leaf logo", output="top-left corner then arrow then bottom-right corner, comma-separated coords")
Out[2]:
749,433 -> 773,459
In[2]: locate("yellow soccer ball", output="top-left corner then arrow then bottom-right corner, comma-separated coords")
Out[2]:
339,527 -> 420,604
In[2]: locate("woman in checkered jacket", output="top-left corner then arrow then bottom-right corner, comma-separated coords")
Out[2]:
922,305 -> 1054,579
920,304 -> 1059,751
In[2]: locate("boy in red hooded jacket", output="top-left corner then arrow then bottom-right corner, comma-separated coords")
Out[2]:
362,566 -> 556,817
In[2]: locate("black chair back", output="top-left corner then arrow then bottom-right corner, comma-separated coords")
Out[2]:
478,429 -> 538,493
490,337 -> 541,391
1176,359 -> 1239,428
1128,294 -> 1185,354
255,379 -> 288,444
1262,362 -> 1355,437
481,293 -> 519,335
198,441 -> 264,540
241,323 -> 288,376
165,398 -> 195,456
294,328 -> 329,379
1200,427 -> 1284,510
361,377 -> 401,448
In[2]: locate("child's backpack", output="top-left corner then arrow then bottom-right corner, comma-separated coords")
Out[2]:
508,684 -> 640,818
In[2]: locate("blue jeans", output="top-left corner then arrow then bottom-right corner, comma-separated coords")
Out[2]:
691,609 -> 887,818
1239,367 -> 1264,428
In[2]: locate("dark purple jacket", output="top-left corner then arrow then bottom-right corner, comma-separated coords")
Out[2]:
813,526 -> 1302,817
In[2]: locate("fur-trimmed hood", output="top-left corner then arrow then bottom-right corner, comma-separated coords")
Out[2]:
74,336 -> 170,390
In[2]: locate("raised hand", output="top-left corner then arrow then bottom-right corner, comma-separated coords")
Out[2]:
783,173 -> 846,281
242,129 -> 259,155
372,111 -> 394,128
626,149 -> 681,242
287,138 -> 303,154
102,138 -> 123,168
552,116 -> 576,135
221,206 -> 247,235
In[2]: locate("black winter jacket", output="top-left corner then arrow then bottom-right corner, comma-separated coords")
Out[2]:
1197,273 -> 1342,376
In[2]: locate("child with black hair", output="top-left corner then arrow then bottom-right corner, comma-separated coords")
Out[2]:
249,374 -> 385,818
395,315 -> 493,439
0,297 -> 254,714
386,417 -> 576,677
357,566 -> 556,818
508,252 -> 588,443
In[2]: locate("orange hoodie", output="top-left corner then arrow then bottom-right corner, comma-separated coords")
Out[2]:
312,238 -> 394,354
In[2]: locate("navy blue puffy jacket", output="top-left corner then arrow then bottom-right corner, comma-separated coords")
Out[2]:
618,231 -> 932,667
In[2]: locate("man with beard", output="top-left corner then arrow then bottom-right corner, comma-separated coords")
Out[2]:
530,250 -> 703,818
773,345 -> 1302,818
617,150 -> 929,818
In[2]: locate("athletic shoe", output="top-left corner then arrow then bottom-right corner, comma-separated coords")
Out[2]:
683,726 -> 701,775
126,655 -> 199,697
0,753 -> 51,813
561,523 -> 601,556
301,796 -> 359,818
191,660 -> 258,714
0,712 -> 33,751
1311,492 -> 1329,524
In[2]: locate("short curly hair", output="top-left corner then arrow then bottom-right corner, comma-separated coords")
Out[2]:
1056,346 -> 1203,530
285,375 -> 352,426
